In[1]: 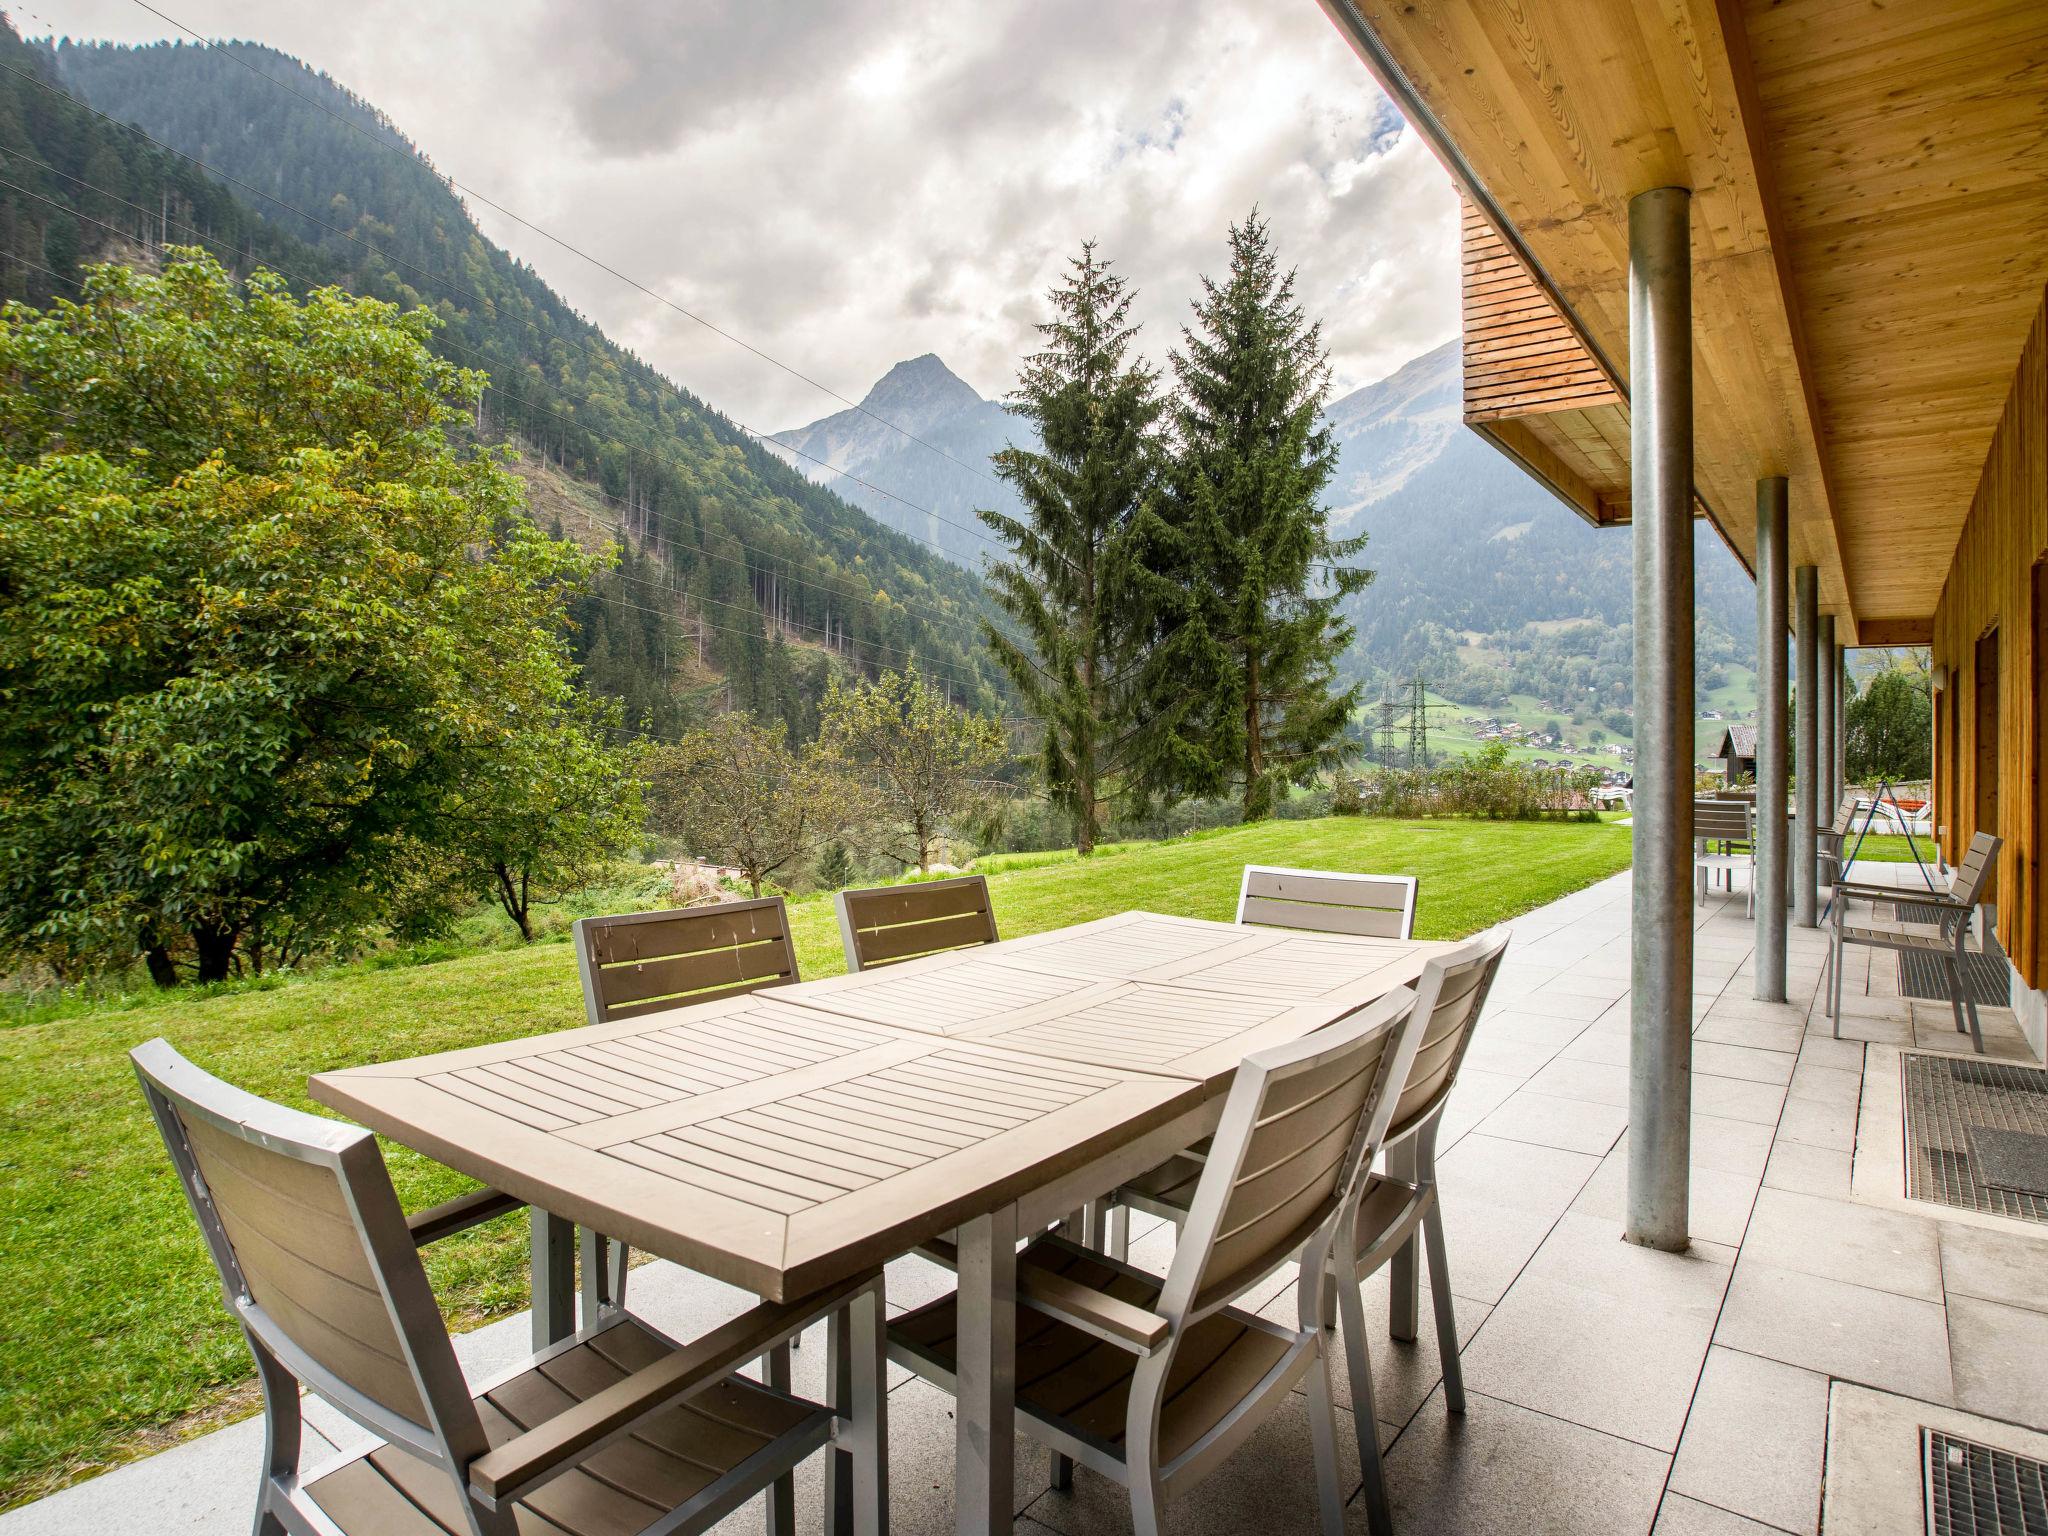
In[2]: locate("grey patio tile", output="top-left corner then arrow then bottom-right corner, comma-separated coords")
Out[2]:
1715,1258 -> 1953,1403
1523,1055 -> 1632,1107
1456,1212 -> 1730,1451
0,1413 -> 274,1536
1772,1095 -> 1857,1152
1026,1371 -> 1366,1536
1501,989 -> 1617,1022
1484,1012 -> 1596,1051
1693,1014 -> 1807,1053
1459,1031 -> 1565,1080
1432,1189 -> 1570,1306
1687,1112 -> 1776,1182
1795,1033 -> 1864,1073
1699,996 -> 1808,1027
1654,1493 -> 1791,1534
1784,1062 -> 1861,1108
1561,1024 -> 1632,1066
1826,1008 -> 1915,1048
1669,1347 -> 1826,1534
1435,1132 -> 1603,1215
1570,1147 -> 1758,1248
1691,1073 -> 1788,1126
1738,1188 -> 1943,1301
1537,973 -> 1630,1004
1259,1262 -> 1492,1431
1760,1141 -> 1852,1200
1475,1089 -> 1627,1156
1947,1294 -> 2048,1426
1690,1042 -> 1794,1085
1380,1387 -> 1669,1536
1939,1221 -> 2048,1314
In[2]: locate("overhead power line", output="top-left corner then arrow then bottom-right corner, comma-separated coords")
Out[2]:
0,93 -> 1008,560
124,0 -> 1009,491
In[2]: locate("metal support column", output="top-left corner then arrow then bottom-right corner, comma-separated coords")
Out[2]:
1818,615 -> 1838,837
1794,566 -> 1820,927
1754,478 -> 1790,1001
1626,185 -> 1693,1252
1834,647 -> 1849,810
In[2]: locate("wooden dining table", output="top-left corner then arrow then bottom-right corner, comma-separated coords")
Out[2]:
311,909 -> 1453,1535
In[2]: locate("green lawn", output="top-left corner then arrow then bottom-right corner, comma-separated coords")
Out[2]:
0,814 -> 1632,1507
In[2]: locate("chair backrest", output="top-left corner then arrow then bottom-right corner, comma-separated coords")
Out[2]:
1694,800 -> 1752,843
1385,930 -> 1512,1142
1948,831 -> 2003,906
1159,986 -> 1428,1323
131,1039 -> 482,1470
575,897 -> 799,1027
835,875 -> 998,972
1235,865 -> 1418,940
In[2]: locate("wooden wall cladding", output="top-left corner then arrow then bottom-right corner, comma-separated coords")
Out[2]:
1932,288 -> 2047,989
1459,198 -> 1622,423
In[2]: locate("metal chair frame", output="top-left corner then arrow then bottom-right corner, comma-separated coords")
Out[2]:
133,1038 -> 886,1536
891,985 -> 1432,1536
1827,831 -> 2002,1054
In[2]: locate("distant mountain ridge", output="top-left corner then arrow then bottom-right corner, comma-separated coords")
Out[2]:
772,354 -> 1030,566
781,339 -> 1757,716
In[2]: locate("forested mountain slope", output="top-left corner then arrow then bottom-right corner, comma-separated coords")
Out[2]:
33,30 -> 1009,740
1324,340 -> 1758,714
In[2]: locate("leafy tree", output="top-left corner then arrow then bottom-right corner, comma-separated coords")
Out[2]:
982,243 -> 1168,853
1845,665 -> 1932,784
815,842 -> 854,891
1157,211 -> 1372,819
819,666 -> 1005,872
0,251 -> 596,982
445,699 -> 644,941
645,713 -> 845,898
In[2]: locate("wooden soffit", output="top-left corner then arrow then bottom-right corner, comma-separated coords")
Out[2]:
1319,0 -> 2048,641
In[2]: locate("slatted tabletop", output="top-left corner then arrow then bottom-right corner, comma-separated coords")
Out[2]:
312,912 -> 1450,1298
309,908 -> 1449,1536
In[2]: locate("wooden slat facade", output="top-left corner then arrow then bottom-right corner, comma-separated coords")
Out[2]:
1932,287 -> 2048,991
1460,198 -> 1622,423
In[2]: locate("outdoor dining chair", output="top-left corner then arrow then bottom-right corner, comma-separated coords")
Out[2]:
1235,864 -> 1418,938
1827,830 -> 2002,1053
571,896 -> 802,1319
890,984 -> 1432,1536
131,1038 -> 888,1536
1112,932 -> 1511,1536
835,873 -> 998,972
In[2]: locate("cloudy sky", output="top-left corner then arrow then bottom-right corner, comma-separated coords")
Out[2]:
21,0 -> 1461,429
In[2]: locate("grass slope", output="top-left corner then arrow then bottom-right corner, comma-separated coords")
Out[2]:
0,815 -> 1631,1506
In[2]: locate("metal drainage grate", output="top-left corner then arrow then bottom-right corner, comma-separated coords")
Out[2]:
1926,1428 -> 2048,1535
1896,903 -> 2013,1008
1902,1054 -> 2048,1224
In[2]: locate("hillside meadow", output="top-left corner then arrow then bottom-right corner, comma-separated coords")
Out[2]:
1,814 -> 1637,1504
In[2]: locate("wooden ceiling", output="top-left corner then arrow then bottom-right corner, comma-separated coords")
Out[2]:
1318,0 -> 2048,643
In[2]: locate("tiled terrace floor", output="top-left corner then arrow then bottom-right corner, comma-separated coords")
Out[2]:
7,870 -> 2045,1535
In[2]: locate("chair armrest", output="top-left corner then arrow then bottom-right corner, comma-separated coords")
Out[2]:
468,1268 -> 876,1508
1836,881 -> 1968,907
1015,1262 -> 1170,1354
916,1237 -> 1168,1353
407,1187 -> 526,1246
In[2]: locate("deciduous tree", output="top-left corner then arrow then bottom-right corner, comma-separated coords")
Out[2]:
0,251 -> 599,982
819,667 -> 1005,872
645,713 -> 844,898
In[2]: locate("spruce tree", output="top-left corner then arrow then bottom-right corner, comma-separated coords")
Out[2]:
981,244 -> 1168,854
1160,211 -> 1372,820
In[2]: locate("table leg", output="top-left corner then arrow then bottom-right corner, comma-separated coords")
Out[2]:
766,1341 -> 796,1536
529,1209 -> 575,1350
955,1204 -> 1018,1536
1386,1139 -> 1420,1343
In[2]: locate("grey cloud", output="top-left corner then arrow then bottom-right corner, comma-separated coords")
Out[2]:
41,0 -> 1459,427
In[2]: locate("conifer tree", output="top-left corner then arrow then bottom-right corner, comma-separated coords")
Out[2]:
1159,211 -> 1372,820
981,244 -> 1168,854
